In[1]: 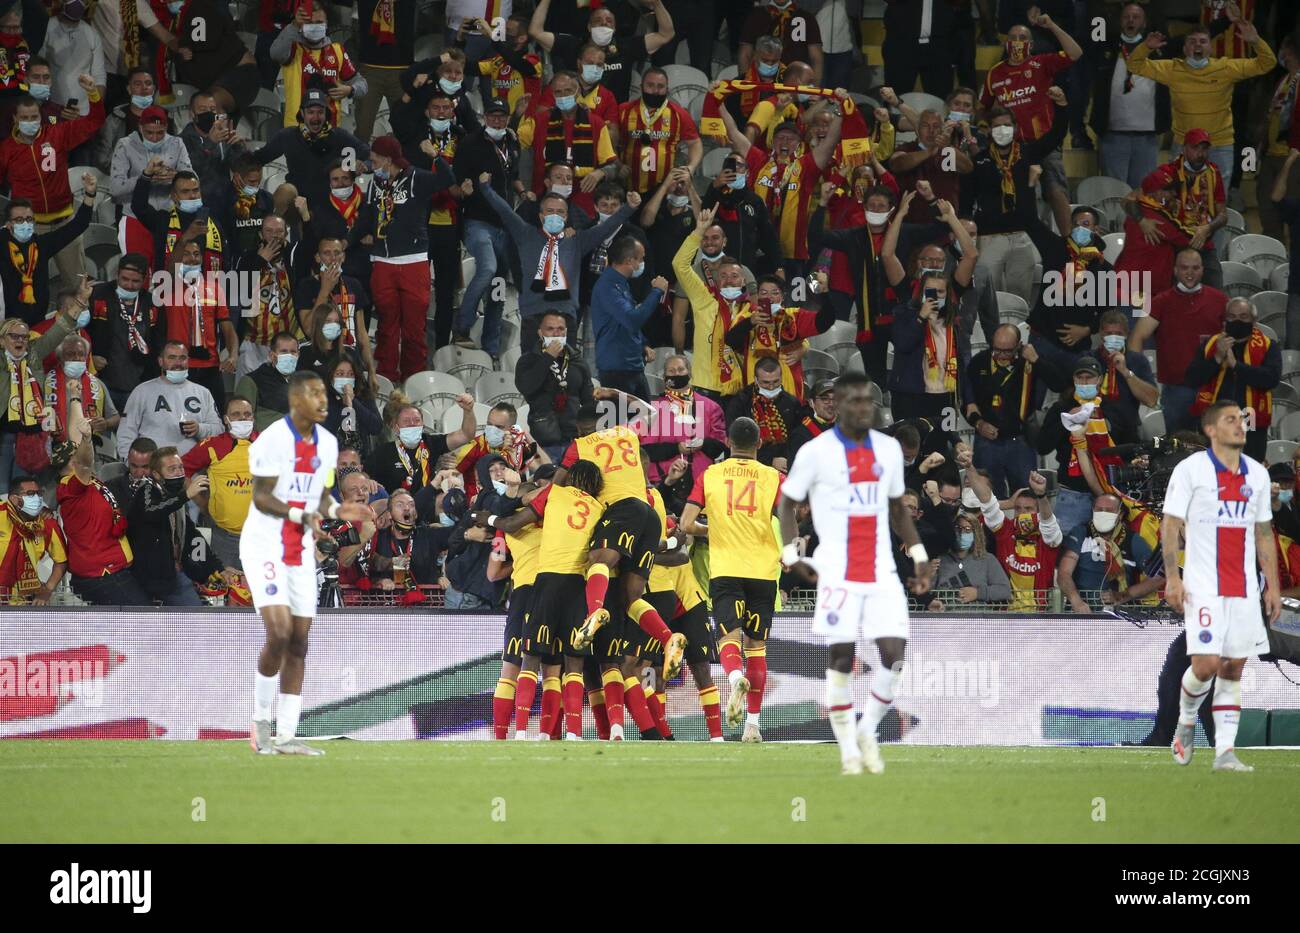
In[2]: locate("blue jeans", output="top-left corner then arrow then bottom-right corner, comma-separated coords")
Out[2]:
71,570 -> 153,607
973,434 -> 1037,500
1100,132 -> 1161,190
153,574 -> 203,607
1160,383 -> 1198,435
443,586 -> 488,610
1208,144 -> 1235,190
1053,486 -> 1094,540
456,219 -> 509,354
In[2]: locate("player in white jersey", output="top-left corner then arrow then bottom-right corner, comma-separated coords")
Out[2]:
1161,400 -> 1281,772
243,371 -> 374,756
777,373 -> 933,775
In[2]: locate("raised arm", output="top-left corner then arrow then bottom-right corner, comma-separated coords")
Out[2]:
529,0 -> 557,52
643,0 -> 675,55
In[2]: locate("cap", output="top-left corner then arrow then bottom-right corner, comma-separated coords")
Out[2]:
1269,462 -> 1296,483
370,134 -> 410,171
812,378 -> 836,398
772,120 -> 802,140
1073,356 -> 1103,377
139,105 -> 168,126
302,87 -> 328,110
1184,127 -> 1211,147
533,463 -> 558,482
483,98 -> 509,115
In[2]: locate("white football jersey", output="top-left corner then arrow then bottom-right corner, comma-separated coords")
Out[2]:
242,416 -> 339,567
1162,449 -> 1271,599
782,426 -> 905,588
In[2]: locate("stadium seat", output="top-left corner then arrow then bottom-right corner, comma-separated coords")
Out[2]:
440,402 -> 491,436
698,146 -> 731,185
662,64 -> 710,121
1228,234 -> 1289,282
802,347 -> 839,387
82,223 -> 122,280
1212,207 -> 1246,259
1254,290 -> 1288,340
1076,176 -> 1131,232
1140,409 -> 1165,442
1256,322 -> 1278,342
1270,264 -> 1289,292
1283,349 -> 1300,374
473,371 -> 524,408
96,460 -> 126,485
997,291 -> 1030,322
1219,261 -> 1262,299
1101,231 -> 1125,265
809,320 -> 858,369
417,399 -> 446,429
843,354 -> 866,378
900,91 -> 946,118
402,370 -> 466,409
714,64 -> 738,82
498,345 -> 522,375
1275,380 -> 1300,407
1268,440 -> 1299,465
433,345 -> 493,386
515,404 -> 529,429
372,373 -> 394,402
646,372 -> 664,396
1278,411 -> 1300,442
1271,400 -> 1298,436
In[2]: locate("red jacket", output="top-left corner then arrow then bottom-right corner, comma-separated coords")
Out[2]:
0,97 -> 105,221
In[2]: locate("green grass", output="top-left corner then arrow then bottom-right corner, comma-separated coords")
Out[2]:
4,741 -> 1298,843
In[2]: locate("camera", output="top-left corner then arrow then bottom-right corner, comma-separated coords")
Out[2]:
1104,435 -> 1201,509
316,534 -> 343,608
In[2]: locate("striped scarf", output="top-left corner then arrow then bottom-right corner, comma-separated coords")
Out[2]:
165,210 -> 223,271
1173,157 -> 1218,228
991,141 -> 1020,212
7,240 -> 37,304
1066,398 -> 1121,478
45,368 -> 104,442
751,392 -> 787,444
1065,237 -> 1104,281
330,185 -> 362,228
122,0 -> 142,70
370,0 -> 396,45
5,356 -> 42,428
539,107 -> 595,183
1191,330 -> 1273,427
532,232 -> 569,299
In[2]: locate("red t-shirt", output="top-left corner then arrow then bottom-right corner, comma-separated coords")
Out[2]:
164,281 -> 230,369
980,51 -> 1072,142
989,519 -> 1059,607
1148,284 -> 1229,385
56,473 -> 132,578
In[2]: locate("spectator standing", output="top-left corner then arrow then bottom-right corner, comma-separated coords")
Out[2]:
126,445 -> 209,606
365,394 -> 478,496
1267,147 -> 1300,351
787,377 -> 837,464
738,0 -> 823,84
514,312 -> 595,460
0,474 -> 67,605
161,237 -> 237,410
725,356 -> 801,471
1139,131 -> 1228,288
115,115 -> 199,263
967,468 -> 1062,611
639,354 -> 727,487
0,184 -> 93,325
590,235 -> 667,400
116,341 -> 224,459
271,4 -> 367,128
182,394 -> 257,572
172,0 -> 261,121
180,93 -> 249,213
963,324 -> 1044,499
0,307 -> 79,493
530,0 -> 674,103
234,331 -> 300,432
353,0 -> 417,141
86,255 -> 163,411
234,213 -> 303,379
45,332 -> 119,447
1092,2 -> 1171,189
881,0 -> 957,98
252,89 -> 370,209
1092,310 -> 1159,426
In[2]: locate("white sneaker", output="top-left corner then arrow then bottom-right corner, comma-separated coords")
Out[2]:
272,738 -> 325,756
564,732 -> 582,741
609,724 -> 624,741
709,736 -> 725,743
741,722 -> 762,743
1171,722 -> 1196,766
856,727 -> 884,774
841,756 -> 864,776
726,676 -> 750,728
1212,750 -> 1254,772
513,730 -> 528,740
250,719 -> 274,755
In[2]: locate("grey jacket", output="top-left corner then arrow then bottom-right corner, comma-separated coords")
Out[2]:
110,132 -> 195,218
116,377 -> 224,459
935,551 -> 1013,603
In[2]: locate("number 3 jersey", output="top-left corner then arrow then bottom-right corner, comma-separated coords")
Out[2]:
782,427 -> 905,588
1162,449 -> 1271,599
687,456 -> 783,581
243,416 -> 339,567
529,483 -> 606,575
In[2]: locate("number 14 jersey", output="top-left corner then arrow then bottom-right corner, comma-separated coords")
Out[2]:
688,456 -> 783,581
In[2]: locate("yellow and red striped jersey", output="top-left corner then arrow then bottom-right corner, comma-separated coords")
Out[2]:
617,99 -> 700,193
745,145 -> 823,261
478,52 -> 542,114
281,42 -> 358,128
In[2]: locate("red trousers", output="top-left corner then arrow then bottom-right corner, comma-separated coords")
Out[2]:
371,259 -> 431,382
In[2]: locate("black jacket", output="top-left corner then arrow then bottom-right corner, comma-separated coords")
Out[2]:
726,386 -> 802,466
443,455 -> 520,604
1026,227 -> 1114,352
350,164 -> 456,260
453,127 -> 522,228
87,282 -> 164,394
0,203 -> 90,325
515,347 -> 595,448
180,122 -> 247,209
126,480 -> 192,597
1184,330 -> 1282,402
970,102 -> 1068,234
253,125 -> 371,208
699,185 -> 782,276
1037,396 -> 1140,496
1089,36 -> 1173,138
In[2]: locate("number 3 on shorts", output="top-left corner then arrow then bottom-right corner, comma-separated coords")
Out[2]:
264,561 -> 277,581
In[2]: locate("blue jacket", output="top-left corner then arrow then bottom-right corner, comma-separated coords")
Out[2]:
888,298 -> 973,400
590,266 -> 663,375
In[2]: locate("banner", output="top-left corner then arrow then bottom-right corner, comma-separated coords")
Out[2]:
1,611 -> 1297,743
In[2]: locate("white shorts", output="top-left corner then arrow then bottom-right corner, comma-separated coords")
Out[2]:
240,539 -> 319,618
810,577 -> 909,646
1183,592 -> 1269,659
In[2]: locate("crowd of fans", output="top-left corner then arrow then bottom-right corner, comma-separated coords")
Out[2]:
3,0 -> 1300,615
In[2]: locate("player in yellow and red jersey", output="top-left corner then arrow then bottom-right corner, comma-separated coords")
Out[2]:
679,417 -> 784,742
475,460 -> 613,741
555,392 -> 688,682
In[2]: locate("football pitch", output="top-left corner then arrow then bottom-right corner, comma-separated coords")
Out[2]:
4,741 -> 1298,843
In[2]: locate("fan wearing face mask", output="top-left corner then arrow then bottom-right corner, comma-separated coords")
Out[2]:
1090,309 -> 1158,425
161,234 -> 239,410
45,331 -> 119,446
617,67 -> 703,195
887,268 -> 972,425
1023,204 -> 1113,362
639,167 -> 700,307
698,155 -> 781,285
726,271 -> 836,404
724,355 -> 800,471
177,394 -> 258,572
0,182 -> 96,327
471,14 -> 542,118
364,393 -> 478,497
271,4 -> 368,129
124,445 -> 214,606
529,0 -> 675,104
1185,297 -> 1281,463
966,467 -> 1063,611
932,510 -> 1012,609
737,0 -> 824,86
448,401 -> 547,499
0,474 -> 68,606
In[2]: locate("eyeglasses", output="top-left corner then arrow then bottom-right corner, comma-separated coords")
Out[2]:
4,332 -> 29,342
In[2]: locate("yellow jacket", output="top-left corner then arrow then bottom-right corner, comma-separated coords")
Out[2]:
1126,39 -> 1276,146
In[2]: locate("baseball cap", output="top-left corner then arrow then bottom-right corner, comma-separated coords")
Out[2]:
1073,356 -> 1103,377
1184,128 -> 1211,147
139,105 -> 168,126
483,98 -> 509,116
1268,462 -> 1296,483
302,87 -> 328,110
533,463 -> 558,482
812,378 -> 836,398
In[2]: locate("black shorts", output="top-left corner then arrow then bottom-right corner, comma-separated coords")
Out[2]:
591,583 -> 631,662
589,497 -> 661,579
502,584 -> 535,666
635,589 -> 677,663
524,572 -> 582,658
673,602 -> 719,663
711,576 -> 778,642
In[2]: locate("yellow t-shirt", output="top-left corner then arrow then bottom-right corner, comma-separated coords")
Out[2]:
647,487 -> 674,593
506,521 -> 543,588
192,437 -> 254,535
533,483 -> 604,575
687,457 -> 783,581
0,505 -> 66,600
562,425 -> 646,508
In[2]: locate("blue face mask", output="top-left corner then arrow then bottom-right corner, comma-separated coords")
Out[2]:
241,184 -> 259,197
439,78 -> 462,95
1075,383 -> 1099,400
957,531 -> 975,551
302,22 -> 328,42
728,173 -> 747,190
28,83 -> 50,101
492,479 -> 508,496
633,261 -> 645,278
948,111 -> 970,123
167,0 -> 183,12
333,377 -> 354,394
274,354 -> 298,375
484,425 -> 507,448
429,117 -> 451,134
20,494 -> 42,516
720,286 -> 743,301
116,286 -> 138,302
179,263 -> 200,280
1070,225 -> 1093,247
581,64 -> 603,84
63,360 -> 87,379
11,221 -> 33,243
399,426 -> 424,448
555,95 -> 577,111
439,511 -> 456,527
374,167 -> 389,182
75,308 -> 90,329
757,62 -> 779,78
165,368 -> 188,384
322,322 -> 342,341
542,214 -> 565,235
142,137 -> 164,154
1186,57 -> 1209,69
17,119 -> 40,138
1102,334 -> 1126,353
1279,489 -> 1294,505
131,94 -> 154,110
178,198 -> 203,213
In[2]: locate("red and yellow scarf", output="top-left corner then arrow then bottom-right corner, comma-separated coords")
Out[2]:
165,211 -> 223,271
1191,330 -> 1273,427
752,392 -> 787,445
923,320 -> 958,393
1172,156 -> 1219,229
7,240 -> 38,304
370,0 -> 396,45
1066,397 -> 1121,478
700,82 -> 870,162
991,141 -> 1020,212
5,354 -> 42,428
330,185 -> 362,228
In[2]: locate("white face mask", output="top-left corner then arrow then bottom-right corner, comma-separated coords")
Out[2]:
991,125 -> 1016,147
1176,280 -> 1202,294
1092,510 -> 1120,534
228,419 -> 254,439
865,210 -> 891,226
550,183 -> 572,198
590,25 -> 614,46
542,335 -> 566,350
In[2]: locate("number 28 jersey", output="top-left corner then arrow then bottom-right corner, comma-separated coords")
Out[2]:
529,483 -> 606,575
562,425 -> 644,508
1162,449 -> 1271,599
781,427 -> 905,588
687,456 -> 783,581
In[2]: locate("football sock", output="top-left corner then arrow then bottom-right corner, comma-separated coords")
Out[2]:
825,669 -> 858,762
623,676 -> 656,732
588,689 -> 610,739
562,673 -> 585,737
492,677 -> 516,740
720,641 -> 744,686
628,598 -> 673,643
601,668 -> 625,730
698,686 -> 722,739
862,662 -> 902,737
1178,668 -> 1213,727
514,670 -> 539,734
743,647 -> 767,714
648,689 -> 673,738
276,693 -> 302,741
1212,677 -> 1242,757
253,671 -> 277,722
585,563 -> 611,614
539,676 -> 562,737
